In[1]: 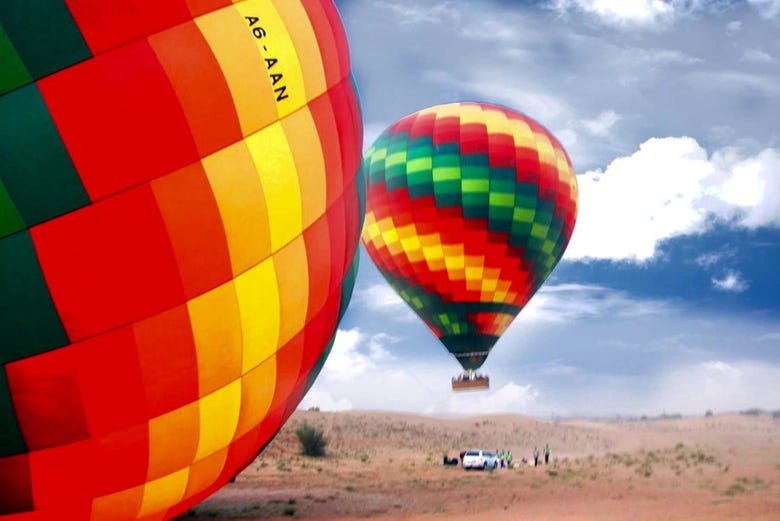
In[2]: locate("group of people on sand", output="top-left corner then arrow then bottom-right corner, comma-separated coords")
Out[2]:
532,443 -> 551,466
495,449 -> 513,468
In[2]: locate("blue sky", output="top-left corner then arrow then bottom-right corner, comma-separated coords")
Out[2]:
301,0 -> 780,417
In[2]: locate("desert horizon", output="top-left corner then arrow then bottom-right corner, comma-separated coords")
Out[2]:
180,408 -> 780,520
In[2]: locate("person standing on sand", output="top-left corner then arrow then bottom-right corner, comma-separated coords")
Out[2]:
544,443 -> 550,464
533,446 -> 539,466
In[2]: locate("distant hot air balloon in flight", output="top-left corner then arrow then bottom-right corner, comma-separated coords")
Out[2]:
361,102 -> 577,391
0,1 -> 362,519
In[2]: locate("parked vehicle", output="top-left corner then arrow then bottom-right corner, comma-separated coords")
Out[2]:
461,449 -> 498,470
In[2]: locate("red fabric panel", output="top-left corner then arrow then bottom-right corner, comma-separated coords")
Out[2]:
308,90 -> 343,208
128,0 -> 192,36
6,349 -> 90,451
91,424 -> 149,496
185,0 -> 233,17
74,327 -> 146,437
66,0 -> 146,55
132,305 -> 199,418
301,0 -> 342,87
149,21 -> 243,157
151,162 -> 232,300
303,215 -> 332,322
0,454 -> 33,514
31,185 -> 186,342
38,39 -> 199,201
28,440 -> 96,509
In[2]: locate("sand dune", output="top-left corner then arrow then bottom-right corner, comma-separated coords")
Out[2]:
180,410 -> 780,520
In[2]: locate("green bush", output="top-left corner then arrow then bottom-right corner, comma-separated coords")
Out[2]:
295,422 -> 327,457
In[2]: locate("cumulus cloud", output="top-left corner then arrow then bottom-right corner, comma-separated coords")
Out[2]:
439,382 -> 542,415
298,390 -> 353,412
582,110 -> 621,137
318,328 -> 398,381
654,360 -> 780,413
711,270 -> 750,292
565,137 -> 780,261
550,0 -> 676,26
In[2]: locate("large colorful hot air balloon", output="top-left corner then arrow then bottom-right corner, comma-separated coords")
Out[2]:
361,102 -> 577,391
0,1 -> 362,518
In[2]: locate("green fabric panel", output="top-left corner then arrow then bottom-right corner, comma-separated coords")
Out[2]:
0,84 -> 89,234
0,179 -> 25,237
0,22 -> 31,95
0,231 -> 69,365
0,368 -> 26,457
0,0 -> 91,79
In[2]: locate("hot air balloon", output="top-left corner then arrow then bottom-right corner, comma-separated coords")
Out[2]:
361,102 -> 577,391
0,1 -> 363,518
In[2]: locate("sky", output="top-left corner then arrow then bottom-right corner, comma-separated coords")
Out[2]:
300,0 -> 780,418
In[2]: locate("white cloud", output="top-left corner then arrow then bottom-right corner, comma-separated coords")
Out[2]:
654,360 -> 780,413
352,283 -> 417,322
565,137 -> 780,261
550,0 -> 676,26
747,0 -> 780,19
582,110 -> 621,137
726,20 -> 742,34
423,70 -> 569,124
694,248 -> 735,267
438,382 -> 542,415
519,284 -> 670,323
685,70 -> 780,97
711,270 -> 750,292
741,48 -> 776,64
377,1 -> 459,25
318,328 -> 398,381
298,389 -> 353,412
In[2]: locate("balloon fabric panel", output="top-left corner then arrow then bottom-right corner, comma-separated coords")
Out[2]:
362,102 -> 577,371
0,0 -> 363,519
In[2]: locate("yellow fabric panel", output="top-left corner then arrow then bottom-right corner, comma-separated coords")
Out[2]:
509,117 -> 535,149
138,468 -> 189,518
465,255 -> 485,290
234,0 -> 307,118
556,148 -> 579,201
458,102 -> 486,126
235,256 -> 280,374
273,236 -> 309,347
195,380 -> 242,461
482,106 -> 512,135
195,7 -> 278,136
430,103 -> 461,120
533,131 -> 556,167
188,281 -> 243,397
271,0 -> 327,100
235,357 -> 277,439
246,123 -> 303,252
147,402 -> 200,481
203,141 -> 272,276
281,107 -> 327,230
361,212 -> 381,245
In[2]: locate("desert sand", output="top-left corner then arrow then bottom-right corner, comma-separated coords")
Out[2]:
179,410 -> 780,520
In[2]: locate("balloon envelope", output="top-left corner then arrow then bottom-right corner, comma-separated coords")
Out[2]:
0,1 -> 362,518
362,102 -> 577,371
